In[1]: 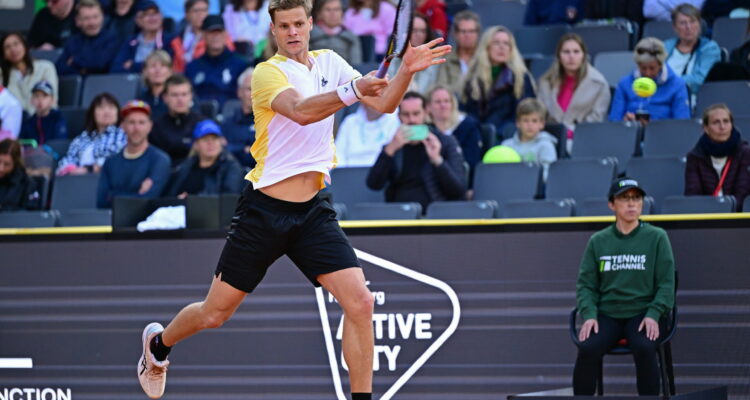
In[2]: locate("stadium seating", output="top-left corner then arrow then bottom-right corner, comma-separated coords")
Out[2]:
59,107 -> 88,137
31,175 -> 50,210
501,198 -> 575,218
473,162 -> 542,205
479,123 -> 497,155
81,74 -> 140,107
734,116 -> 750,133
529,55 -> 555,81
46,138 -> 72,160
0,210 -> 58,228
695,81 -> 750,117
515,25 -> 570,58
50,174 -> 100,212
571,122 -> 639,174
744,197 -> 750,213
546,158 -> 617,204
641,119 -> 701,157
220,99 -> 242,120
30,48 -> 63,64
577,196 -> 655,216
473,0 -> 526,33
198,99 -> 219,119
571,25 -> 631,58
594,51 -> 636,88
626,157 -> 686,213
662,195 -> 736,214
712,17 -> 748,56
58,75 -> 83,107
642,20 -> 676,41
425,200 -> 498,219
328,167 -> 384,207
0,1 -> 34,32
347,202 -> 422,220
58,209 -> 112,227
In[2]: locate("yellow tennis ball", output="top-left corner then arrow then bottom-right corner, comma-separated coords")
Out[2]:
482,145 -> 522,164
632,77 -> 657,98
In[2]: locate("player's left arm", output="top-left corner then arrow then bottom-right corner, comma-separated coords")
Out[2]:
360,38 -> 451,114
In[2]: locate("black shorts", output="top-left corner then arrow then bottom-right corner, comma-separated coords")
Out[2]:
215,185 -> 360,292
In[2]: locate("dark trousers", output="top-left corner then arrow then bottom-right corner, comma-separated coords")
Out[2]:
573,313 -> 661,395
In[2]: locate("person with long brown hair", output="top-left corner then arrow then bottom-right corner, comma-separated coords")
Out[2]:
0,139 -> 40,211
343,0 -> 396,57
0,32 -> 59,114
537,33 -> 610,151
460,25 -> 535,136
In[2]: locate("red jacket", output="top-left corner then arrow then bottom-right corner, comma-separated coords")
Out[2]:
418,0 -> 448,38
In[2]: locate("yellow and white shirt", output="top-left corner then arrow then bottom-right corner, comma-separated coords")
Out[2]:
247,49 -> 361,189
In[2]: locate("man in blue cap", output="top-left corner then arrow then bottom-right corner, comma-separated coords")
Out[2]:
55,0 -> 120,75
185,14 -> 250,107
164,119 -> 244,198
111,0 -> 175,73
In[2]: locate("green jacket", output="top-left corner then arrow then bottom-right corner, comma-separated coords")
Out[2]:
576,222 -> 675,321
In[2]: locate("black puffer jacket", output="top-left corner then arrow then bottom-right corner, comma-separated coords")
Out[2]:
0,168 -> 40,211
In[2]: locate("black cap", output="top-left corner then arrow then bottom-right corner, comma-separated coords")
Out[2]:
136,0 -> 159,13
201,15 -> 225,31
608,177 -> 646,200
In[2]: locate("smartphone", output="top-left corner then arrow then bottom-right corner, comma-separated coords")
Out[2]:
403,124 -> 429,141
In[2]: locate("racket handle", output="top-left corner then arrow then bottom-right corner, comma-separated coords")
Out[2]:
375,58 -> 392,79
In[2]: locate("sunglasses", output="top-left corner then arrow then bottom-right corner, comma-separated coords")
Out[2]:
636,48 -> 661,56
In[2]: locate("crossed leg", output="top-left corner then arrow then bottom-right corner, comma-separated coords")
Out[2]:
317,267 -> 375,393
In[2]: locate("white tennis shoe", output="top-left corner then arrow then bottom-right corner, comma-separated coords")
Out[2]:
137,322 -> 169,399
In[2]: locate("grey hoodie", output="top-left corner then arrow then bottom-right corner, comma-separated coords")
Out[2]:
501,130 -> 558,180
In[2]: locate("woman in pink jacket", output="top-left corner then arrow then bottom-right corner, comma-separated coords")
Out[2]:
343,0 -> 396,57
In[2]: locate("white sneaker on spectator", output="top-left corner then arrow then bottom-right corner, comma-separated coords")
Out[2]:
137,322 -> 169,399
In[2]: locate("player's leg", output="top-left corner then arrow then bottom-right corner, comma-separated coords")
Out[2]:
318,267 -> 375,394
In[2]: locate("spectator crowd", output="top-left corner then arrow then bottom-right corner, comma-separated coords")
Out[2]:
1,0 -> 750,216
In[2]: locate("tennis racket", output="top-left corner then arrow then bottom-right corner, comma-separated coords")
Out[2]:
375,0 -> 415,78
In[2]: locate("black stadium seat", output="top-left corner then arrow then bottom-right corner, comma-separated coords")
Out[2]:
642,119 -> 702,157
0,211 -> 59,228
662,195 -> 736,214
712,17 -> 748,56
58,75 -> 83,107
59,106 -> 88,137
594,51 -> 636,88
571,25 -> 631,58
572,122 -> 639,174
515,25 -> 569,58
347,202 -> 422,220
546,158 -> 617,204
81,74 -> 140,107
50,174 -> 100,212
425,200 -> 497,219
473,162 -> 541,205
642,20 -> 675,41
695,81 -> 750,117
328,167 -> 384,208
626,157 -> 686,213
58,209 -> 112,227
473,0 -> 526,33
501,198 -> 575,218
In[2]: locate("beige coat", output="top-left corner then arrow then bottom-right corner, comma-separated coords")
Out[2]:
1,59 -> 58,114
435,51 -> 467,95
537,64 -> 611,131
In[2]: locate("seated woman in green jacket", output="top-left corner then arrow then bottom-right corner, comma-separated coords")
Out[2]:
574,178 -> 675,395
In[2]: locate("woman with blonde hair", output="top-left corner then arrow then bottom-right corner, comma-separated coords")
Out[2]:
538,33 -> 610,151
139,50 -> 173,118
427,84 -> 482,185
461,26 -> 535,135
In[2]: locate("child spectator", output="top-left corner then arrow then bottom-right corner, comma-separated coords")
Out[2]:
57,93 -> 126,175
20,81 -> 68,145
165,119 -> 244,198
1,32 -> 59,114
97,100 -> 171,208
500,98 -> 557,179
0,139 -> 40,211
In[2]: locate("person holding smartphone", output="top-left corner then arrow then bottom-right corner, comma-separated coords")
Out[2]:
367,91 -> 467,211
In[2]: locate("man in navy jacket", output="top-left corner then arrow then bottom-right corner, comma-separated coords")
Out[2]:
55,0 -> 119,76
185,15 -> 250,107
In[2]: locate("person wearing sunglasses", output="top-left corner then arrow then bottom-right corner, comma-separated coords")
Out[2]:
608,37 -> 691,124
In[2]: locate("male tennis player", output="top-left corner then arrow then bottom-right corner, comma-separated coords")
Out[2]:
137,0 -> 450,399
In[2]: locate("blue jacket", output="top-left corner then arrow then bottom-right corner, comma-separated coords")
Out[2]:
20,109 -> 68,144
524,0 -> 583,25
608,65 -> 691,122
55,29 -> 120,75
185,49 -> 250,107
110,31 -> 175,73
220,109 -> 256,168
664,36 -> 721,95
96,145 -> 171,208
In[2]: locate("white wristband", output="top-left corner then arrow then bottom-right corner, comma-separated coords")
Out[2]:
337,81 -> 359,106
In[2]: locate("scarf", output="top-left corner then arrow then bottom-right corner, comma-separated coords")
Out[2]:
699,128 -> 741,158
